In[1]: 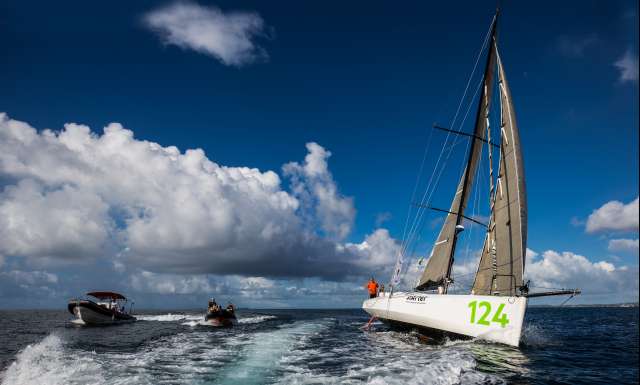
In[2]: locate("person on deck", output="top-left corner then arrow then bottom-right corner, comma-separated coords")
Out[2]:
366,278 -> 379,299
208,299 -> 219,313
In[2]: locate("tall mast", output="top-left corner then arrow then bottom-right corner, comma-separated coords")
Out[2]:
443,11 -> 500,292
414,11 -> 500,292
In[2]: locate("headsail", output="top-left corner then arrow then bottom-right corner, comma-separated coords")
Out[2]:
415,21 -> 498,291
471,45 -> 527,296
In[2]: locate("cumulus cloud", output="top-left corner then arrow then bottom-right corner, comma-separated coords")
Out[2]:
345,229 -> 400,270
143,1 -> 268,66
0,180 -> 111,266
608,238 -> 639,254
614,49 -> 639,83
283,142 -> 355,241
585,197 -> 639,233
0,113 -> 393,282
525,249 -> 638,300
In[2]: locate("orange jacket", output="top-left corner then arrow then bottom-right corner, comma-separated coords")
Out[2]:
367,281 -> 379,295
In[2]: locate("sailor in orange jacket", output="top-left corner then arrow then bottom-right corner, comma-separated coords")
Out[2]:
366,278 -> 379,299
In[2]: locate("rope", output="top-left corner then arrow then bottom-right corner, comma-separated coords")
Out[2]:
361,315 -> 377,330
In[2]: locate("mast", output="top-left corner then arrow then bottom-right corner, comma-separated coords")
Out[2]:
415,12 -> 499,292
443,13 -> 499,292
471,40 -> 528,296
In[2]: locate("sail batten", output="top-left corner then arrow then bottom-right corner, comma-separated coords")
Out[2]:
415,22 -> 499,291
471,45 -> 527,296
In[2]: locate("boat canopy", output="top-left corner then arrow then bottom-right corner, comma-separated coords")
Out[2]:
87,291 -> 127,300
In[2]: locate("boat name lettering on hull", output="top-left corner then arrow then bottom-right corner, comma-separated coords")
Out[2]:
406,295 -> 428,303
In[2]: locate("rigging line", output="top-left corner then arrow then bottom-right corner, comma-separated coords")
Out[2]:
396,16 -> 497,276
399,16 -> 495,254
400,78 -> 482,257
450,133 -> 485,286
449,15 -> 496,131
397,128 -> 435,257
425,73 -> 484,207
399,120 -> 459,256
403,131 -> 478,286
400,19 -> 493,255
403,76 -> 484,250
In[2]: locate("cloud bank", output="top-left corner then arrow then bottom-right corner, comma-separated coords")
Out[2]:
143,1 -> 268,66
525,249 -> 638,302
585,197 -> 639,233
0,113 -> 397,284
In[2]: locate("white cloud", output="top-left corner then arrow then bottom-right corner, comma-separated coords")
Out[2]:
525,249 -> 638,299
1,270 -> 58,285
283,142 -> 355,241
614,49 -> 639,83
585,197 -> 639,233
127,271 -> 366,308
143,1 -> 268,66
345,229 -> 400,270
608,238 -> 639,254
0,113 -> 393,282
131,271 -> 215,295
0,180 -> 111,266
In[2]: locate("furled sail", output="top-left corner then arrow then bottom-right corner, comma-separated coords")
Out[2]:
471,46 -> 527,296
415,30 -> 498,291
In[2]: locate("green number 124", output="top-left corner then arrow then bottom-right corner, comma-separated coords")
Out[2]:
468,301 -> 509,328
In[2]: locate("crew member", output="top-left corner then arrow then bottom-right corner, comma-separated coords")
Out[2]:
208,299 -> 219,313
366,278 -> 379,299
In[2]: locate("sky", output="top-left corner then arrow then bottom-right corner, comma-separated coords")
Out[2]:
0,0 -> 638,308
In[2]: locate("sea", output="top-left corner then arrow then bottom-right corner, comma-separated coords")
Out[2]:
0,306 -> 637,385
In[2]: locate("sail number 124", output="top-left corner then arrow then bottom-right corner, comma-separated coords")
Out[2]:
467,301 -> 509,328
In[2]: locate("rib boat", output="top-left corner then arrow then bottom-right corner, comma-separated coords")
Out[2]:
363,9 -> 579,347
68,291 -> 136,325
204,299 -> 237,327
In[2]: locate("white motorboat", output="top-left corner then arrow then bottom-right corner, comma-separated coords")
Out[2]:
68,291 -> 136,325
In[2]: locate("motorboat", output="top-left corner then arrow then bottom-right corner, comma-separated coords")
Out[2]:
204,299 -> 237,327
68,291 -> 136,325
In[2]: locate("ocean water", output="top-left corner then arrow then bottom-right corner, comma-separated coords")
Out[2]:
0,307 -> 637,385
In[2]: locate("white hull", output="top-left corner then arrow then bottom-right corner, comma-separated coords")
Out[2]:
362,292 -> 527,347
73,306 -> 135,325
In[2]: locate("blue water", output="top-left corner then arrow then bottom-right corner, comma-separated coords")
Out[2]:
0,307 -> 637,384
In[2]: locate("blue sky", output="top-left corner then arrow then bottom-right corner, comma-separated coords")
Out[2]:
0,0 -> 637,308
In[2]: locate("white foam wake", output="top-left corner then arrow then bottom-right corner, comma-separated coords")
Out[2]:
277,330 -> 505,385
238,315 -> 277,324
0,334 -> 105,385
137,313 -> 201,322
216,319 -> 331,384
181,314 -> 277,327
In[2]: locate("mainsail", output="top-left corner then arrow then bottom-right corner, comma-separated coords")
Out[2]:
415,21 -> 498,291
471,46 -> 527,296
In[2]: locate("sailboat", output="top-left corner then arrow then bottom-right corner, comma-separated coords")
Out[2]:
362,9 -> 579,347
